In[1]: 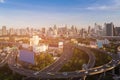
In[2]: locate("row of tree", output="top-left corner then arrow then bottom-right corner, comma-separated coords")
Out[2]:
30,53 -> 54,71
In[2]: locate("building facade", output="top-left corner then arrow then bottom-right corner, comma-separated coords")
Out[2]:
104,22 -> 114,36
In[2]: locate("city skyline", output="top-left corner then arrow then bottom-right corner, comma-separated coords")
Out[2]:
0,0 -> 120,28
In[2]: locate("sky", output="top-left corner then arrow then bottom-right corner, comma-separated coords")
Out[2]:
0,0 -> 120,28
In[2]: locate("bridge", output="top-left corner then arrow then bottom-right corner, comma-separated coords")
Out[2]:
0,42 -> 119,80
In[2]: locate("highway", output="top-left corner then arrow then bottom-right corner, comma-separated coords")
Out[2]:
6,43 -> 96,79
41,43 -> 96,72
40,43 -> 74,72
0,51 -> 11,67
0,42 -> 120,79
76,45 -> 96,68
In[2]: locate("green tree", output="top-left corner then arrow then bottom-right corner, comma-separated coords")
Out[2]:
31,53 -> 54,71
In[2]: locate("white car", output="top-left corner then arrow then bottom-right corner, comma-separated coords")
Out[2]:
106,64 -> 111,67
101,69 -> 105,72
47,72 -> 55,76
94,69 -> 98,72
62,72 -> 68,76
85,71 -> 88,74
33,72 -> 39,75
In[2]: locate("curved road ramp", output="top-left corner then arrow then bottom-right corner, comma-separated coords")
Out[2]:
0,43 -> 119,79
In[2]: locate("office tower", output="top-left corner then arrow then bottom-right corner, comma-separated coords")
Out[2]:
104,22 -> 114,36
53,25 -> 57,30
88,26 -> 91,34
9,28 -> 15,35
94,23 -> 103,36
115,27 -> 120,36
0,29 -> 2,36
47,27 -> 53,37
2,26 -> 7,36
42,27 -> 46,34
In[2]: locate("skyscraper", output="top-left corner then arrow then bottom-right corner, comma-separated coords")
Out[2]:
2,26 -> 7,36
104,22 -> 114,36
115,27 -> 120,36
42,27 -> 46,34
94,23 -> 103,36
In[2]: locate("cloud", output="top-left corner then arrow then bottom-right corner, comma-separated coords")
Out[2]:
86,0 -> 120,11
86,5 -> 110,10
0,0 -> 5,3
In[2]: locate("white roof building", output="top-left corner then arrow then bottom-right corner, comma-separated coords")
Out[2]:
30,35 -> 41,46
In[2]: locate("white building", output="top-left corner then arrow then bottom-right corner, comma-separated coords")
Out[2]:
49,42 -> 64,50
22,44 -> 30,49
33,44 -> 48,53
94,23 -> 103,36
97,39 -> 110,48
30,35 -> 41,46
58,42 -> 64,49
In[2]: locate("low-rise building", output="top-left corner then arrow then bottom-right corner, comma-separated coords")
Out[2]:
96,39 -> 110,48
33,44 -> 48,53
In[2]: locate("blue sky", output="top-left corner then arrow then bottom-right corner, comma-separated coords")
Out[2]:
0,0 -> 120,28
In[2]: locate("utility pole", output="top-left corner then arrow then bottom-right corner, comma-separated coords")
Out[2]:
112,68 -> 115,75
103,71 -> 106,77
103,66 -> 106,77
112,64 -> 116,75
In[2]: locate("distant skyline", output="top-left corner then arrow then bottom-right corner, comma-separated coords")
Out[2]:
0,0 -> 120,28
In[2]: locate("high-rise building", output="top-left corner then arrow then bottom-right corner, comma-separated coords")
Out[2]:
15,29 -> 21,36
9,28 -> 15,35
94,23 -> 103,36
115,27 -> 120,36
53,25 -> 57,30
26,27 -> 30,35
104,22 -> 114,36
0,29 -> 2,36
47,27 -> 53,37
41,27 -> 46,34
2,26 -> 7,36
53,25 -> 58,37
88,26 -> 91,34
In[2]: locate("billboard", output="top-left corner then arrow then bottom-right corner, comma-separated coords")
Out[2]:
19,50 -> 35,64
97,40 -> 103,48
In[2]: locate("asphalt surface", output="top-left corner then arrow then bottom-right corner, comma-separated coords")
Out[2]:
76,45 -> 96,68
0,42 -> 119,79
40,43 -> 74,72
0,52 -> 11,67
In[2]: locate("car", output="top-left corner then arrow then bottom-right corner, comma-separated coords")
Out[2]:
75,70 -> 81,73
94,69 -> 98,72
112,59 -> 116,62
112,64 -> 116,67
47,72 -> 55,76
84,71 -> 88,74
62,72 -> 68,76
101,69 -> 105,72
33,72 -> 39,75
117,60 -> 119,62
106,64 -> 111,67
107,52 -> 110,54
14,64 -> 19,68
13,64 -> 17,67
16,63 -> 22,67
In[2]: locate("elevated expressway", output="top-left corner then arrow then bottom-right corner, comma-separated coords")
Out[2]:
0,52 -> 11,67
7,43 -> 96,79
40,43 -> 74,72
0,42 -> 119,79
